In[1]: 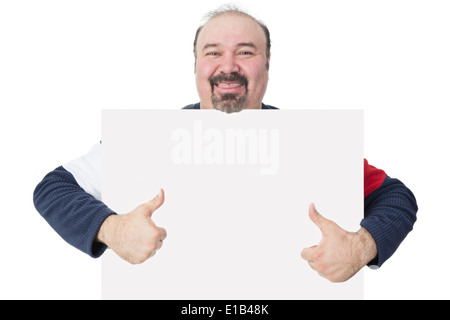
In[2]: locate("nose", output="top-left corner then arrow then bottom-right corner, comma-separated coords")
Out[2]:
218,53 -> 240,74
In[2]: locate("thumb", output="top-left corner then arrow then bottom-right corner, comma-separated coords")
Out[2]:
308,203 -> 332,233
142,188 -> 165,217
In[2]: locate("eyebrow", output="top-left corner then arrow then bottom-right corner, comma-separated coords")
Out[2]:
236,42 -> 257,49
202,42 -> 258,51
202,43 -> 221,51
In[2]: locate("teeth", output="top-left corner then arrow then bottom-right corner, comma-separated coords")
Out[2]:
217,83 -> 242,87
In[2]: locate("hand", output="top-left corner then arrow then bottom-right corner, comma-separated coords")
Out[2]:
301,203 -> 377,283
96,188 -> 167,264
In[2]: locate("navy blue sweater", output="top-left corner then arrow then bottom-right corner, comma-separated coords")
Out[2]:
33,104 -> 418,267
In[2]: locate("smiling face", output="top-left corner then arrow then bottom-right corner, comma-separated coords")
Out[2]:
194,14 -> 270,113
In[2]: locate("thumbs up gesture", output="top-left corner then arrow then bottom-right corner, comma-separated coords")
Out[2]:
301,203 -> 378,283
96,188 -> 168,264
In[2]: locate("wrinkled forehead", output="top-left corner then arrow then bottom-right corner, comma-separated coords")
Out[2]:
196,14 -> 267,53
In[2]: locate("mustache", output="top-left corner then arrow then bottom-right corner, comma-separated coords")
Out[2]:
209,72 -> 249,89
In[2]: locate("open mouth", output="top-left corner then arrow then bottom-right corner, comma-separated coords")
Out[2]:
215,81 -> 244,93
209,73 -> 248,94
216,81 -> 243,88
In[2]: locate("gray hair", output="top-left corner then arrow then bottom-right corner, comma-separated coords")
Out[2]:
193,4 -> 271,70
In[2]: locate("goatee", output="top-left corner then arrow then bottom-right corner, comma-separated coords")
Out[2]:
209,72 -> 248,114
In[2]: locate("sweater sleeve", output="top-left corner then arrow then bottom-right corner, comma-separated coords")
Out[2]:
361,159 -> 418,267
33,145 -> 114,258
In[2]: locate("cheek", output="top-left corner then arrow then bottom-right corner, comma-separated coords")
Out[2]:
195,60 -> 215,94
245,63 -> 269,92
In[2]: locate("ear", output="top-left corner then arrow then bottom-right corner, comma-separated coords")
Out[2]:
266,53 -> 271,71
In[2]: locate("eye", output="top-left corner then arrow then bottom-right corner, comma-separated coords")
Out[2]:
206,52 -> 221,57
238,51 -> 255,56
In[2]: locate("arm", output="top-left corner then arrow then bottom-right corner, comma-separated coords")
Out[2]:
33,143 -> 167,262
361,174 -> 418,267
301,159 -> 418,281
361,158 -> 418,267
33,165 -> 114,257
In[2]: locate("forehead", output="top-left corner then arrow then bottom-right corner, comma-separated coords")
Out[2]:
197,14 -> 266,50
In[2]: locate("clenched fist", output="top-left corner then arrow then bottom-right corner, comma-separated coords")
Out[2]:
301,203 -> 377,283
96,189 -> 167,264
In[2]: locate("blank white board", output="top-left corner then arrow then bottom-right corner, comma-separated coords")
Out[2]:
101,110 -> 363,300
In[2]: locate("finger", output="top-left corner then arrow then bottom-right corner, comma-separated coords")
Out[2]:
308,203 -> 331,232
154,227 -> 166,251
307,261 -> 327,280
156,239 -> 163,250
308,261 -> 317,271
308,203 -> 321,226
301,245 -> 317,261
141,188 -> 165,217
158,227 -> 167,241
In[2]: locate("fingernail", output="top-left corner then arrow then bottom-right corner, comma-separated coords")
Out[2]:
156,188 -> 162,198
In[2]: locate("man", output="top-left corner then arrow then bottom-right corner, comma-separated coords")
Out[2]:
33,6 -> 418,283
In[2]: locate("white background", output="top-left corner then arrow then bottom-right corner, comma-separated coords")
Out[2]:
0,0 -> 449,299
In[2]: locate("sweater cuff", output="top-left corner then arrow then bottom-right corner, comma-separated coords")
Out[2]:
360,221 -> 381,268
360,218 -> 389,268
85,208 -> 116,258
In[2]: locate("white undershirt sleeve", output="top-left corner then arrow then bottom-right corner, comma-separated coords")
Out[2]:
63,142 -> 102,201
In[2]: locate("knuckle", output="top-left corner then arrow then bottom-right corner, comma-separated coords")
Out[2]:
329,276 -> 342,283
130,255 -> 146,265
137,250 -> 153,263
311,251 -> 322,262
153,229 -> 162,240
159,227 -> 167,240
328,272 -> 346,283
316,262 -> 329,275
147,241 -> 157,253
